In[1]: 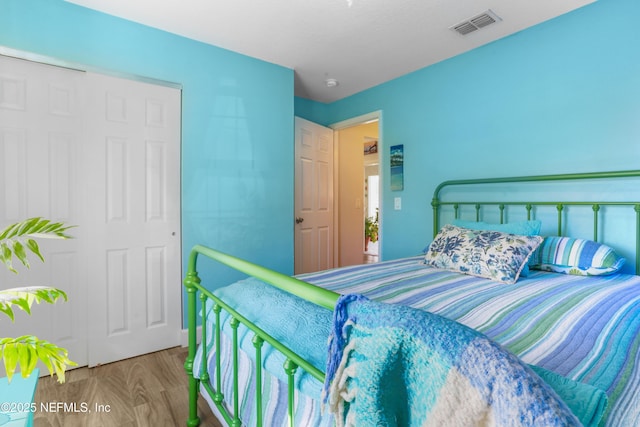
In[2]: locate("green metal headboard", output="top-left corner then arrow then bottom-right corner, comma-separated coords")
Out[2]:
431,169 -> 640,274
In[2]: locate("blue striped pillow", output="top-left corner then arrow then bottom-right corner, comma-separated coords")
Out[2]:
532,236 -> 625,276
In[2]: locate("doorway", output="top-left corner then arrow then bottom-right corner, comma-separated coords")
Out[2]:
364,147 -> 380,263
334,118 -> 380,267
293,112 -> 381,272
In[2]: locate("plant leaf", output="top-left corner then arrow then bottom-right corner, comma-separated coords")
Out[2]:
17,338 -> 35,378
25,238 -> 44,263
0,303 -> 15,321
12,240 -> 29,269
0,218 -> 75,274
2,339 -> 19,382
17,218 -> 40,237
0,242 -> 16,273
0,287 -> 68,321
0,223 -> 19,241
1,336 -> 76,383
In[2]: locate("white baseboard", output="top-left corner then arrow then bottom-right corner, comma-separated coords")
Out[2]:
180,326 -> 202,347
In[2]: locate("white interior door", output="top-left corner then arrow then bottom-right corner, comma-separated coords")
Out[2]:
294,117 -> 334,274
0,55 -> 88,369
0,54 -> 182,371
84,72 -> 182,366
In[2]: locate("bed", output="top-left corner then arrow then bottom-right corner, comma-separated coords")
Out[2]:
183,170 -> 640,427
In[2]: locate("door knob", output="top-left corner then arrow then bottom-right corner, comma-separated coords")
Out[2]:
295,217 -> 304,224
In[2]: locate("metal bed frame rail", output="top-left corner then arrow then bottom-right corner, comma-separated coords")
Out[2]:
432,170 -> 640,273
183,245 -> 339,427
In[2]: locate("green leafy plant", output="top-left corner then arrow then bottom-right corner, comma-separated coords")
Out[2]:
0,217 -> 77,383
365,209 -> 379,243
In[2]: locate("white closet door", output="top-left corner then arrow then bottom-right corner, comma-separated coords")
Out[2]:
0,55 -> 88,368
84,72 -> 182,366
0,54 -> 182,371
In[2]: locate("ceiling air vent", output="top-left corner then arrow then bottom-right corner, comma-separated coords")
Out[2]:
451,10 -> 501,36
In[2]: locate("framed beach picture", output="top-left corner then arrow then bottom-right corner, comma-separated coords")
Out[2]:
390,144 -> 404,191
364,139 -> 378,155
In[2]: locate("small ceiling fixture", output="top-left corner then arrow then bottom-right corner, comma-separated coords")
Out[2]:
325,78 -> 339,88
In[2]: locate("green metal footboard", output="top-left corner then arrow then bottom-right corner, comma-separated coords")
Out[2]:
432,169 -> 640,273
183,245 -> 339,427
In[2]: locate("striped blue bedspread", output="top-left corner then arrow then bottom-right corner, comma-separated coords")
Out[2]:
196,257 -> 640,426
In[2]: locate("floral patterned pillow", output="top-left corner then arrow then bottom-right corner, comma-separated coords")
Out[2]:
424,224 -> 543,284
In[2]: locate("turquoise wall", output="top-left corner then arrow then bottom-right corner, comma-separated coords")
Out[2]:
0,1 -> 295,311
297,0 -> 640,260
4,0 -> 640,284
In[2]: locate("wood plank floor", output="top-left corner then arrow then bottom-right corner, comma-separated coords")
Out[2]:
33,346 -> 222,427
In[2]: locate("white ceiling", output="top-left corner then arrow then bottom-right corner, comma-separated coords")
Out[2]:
65,0 -> 595,103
